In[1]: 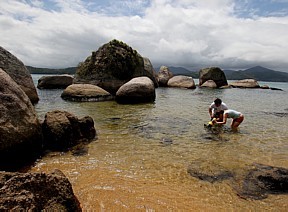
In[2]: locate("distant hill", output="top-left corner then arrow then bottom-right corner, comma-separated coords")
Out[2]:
224,66 -> 288,82
26,66 -> 77,75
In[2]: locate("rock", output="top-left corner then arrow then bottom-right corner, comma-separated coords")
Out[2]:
261,85 -> 270,89
199,67 -> 228,88
157,66 -> 174,86
200,80 -> 217,88
37,74 -> 74,89
0,69 -> 43,170
270,87 -> 283,91
0,46 -> 39,103
187,162 -> 234,183
167,75 -> 196,89
234,163 -> 288,200
61,84 -> 114,102
0,170 -> 81,211
42,110 -> 96,151
116,77 -> 156,104
229,79 -> 260,88
74,39 -> 158,94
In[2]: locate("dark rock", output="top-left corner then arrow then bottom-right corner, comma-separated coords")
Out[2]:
74,39 -> 158,94
61,84 -> 114,102
0,46 -> 39,103
157,66 -> 173,86
199,67 -> 228,88
270,87 -> 283,91
187,162 -> 234,183
234,163 -> 288,200
42,110 -> 96,151
115,77 -> 156,104
0,170 -> 81,211
37,74 -> 74,89
0,69 -> 43,171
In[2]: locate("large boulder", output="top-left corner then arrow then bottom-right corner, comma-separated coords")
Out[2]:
61,84 -> 114,102
167,75 -> 196,89
42,110 -> 96,151
37,74 -> 74,89
0,46 -> 39,103
0,170 -> 81,211
74,39 -> 157,94
116,77 -> 156,104
199,67 -> 228,88
157,66 -> 173,86
229,79 -> 260,88
0,69 -> 43,170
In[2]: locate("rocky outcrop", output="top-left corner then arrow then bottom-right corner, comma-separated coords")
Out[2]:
0,69 -> 43,170
234,163 -> 288,200
167,75 -> 196,89
0,170 -> 81,211
229,79 -> 260,88
199,67 -> 228,88
74,39 -> 157,94
157,66 -> 173,86
200,80 -> 217,88
42,110 -> 96,151
37,75 -> 74,89
116,77 -> 156,104
0,46 -> 39,103
61,84 -> 114,102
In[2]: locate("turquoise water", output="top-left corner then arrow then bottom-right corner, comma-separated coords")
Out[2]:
31,75 -> 288,210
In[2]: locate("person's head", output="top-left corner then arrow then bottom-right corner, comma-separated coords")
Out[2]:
214,98 -> 222,106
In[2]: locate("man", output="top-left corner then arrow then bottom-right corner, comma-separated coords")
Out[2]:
208,98 -> 228,121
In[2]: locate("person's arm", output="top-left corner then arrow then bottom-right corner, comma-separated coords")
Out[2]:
209,107 -> 213,118
215,114 -> 227,125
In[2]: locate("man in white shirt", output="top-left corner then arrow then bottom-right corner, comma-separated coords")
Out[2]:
209,98 -> 228,121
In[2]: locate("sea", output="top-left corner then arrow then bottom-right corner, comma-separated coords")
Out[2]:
30,74 -> 288,211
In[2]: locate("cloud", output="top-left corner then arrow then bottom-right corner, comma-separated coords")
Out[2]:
0,0 -> 288,72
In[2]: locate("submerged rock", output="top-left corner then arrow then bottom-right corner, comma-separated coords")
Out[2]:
42,110 -> 96,151
37,74 -> 74,89
0,69 -> 43,170
74,39 -> 157,94
0,46 -> 39,103
116,77 -> 156,104
0,170 -> 81,211
234,163 -> 288,200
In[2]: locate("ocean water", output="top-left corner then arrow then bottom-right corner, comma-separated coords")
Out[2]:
30,75 -> 288,211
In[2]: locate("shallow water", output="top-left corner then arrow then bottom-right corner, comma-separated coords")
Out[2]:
30,75 -> 288,210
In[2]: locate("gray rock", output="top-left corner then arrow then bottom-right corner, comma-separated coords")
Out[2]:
74,39 -> 157,94
42,110 -> 96,151
37,74 -> 74,89
167,75 -> 196,89
0,69 -> 43,170
0,46 -> 39,103
229,79 -> 260,88
116,77 -> 156,104
0,170 -> 81,211
157,66 -> 174,86
199,67 -> 228,88
61,84 -> 114,102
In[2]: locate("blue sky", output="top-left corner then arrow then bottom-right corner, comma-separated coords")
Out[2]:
0,0 -> 288,72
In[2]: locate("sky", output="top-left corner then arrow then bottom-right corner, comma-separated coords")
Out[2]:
0,0 -> 288,72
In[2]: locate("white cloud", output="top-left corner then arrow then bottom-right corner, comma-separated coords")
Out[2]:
0,0 -> 288,72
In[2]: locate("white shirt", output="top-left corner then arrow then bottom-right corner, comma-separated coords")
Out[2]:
209,102 -> 228,115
